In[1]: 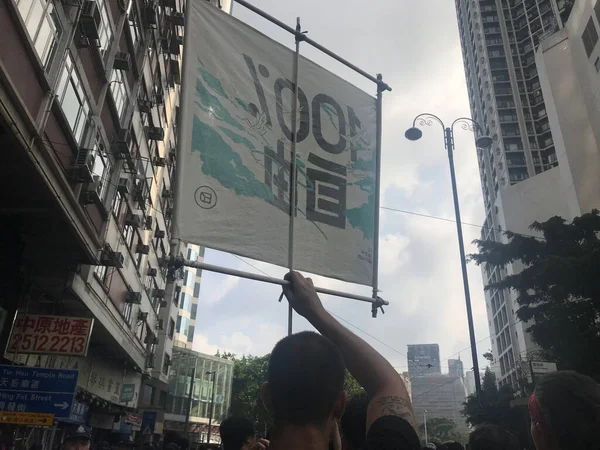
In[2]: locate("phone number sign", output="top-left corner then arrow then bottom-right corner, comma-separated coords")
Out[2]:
6,313 -> 94,357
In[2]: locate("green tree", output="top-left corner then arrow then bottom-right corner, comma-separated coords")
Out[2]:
461,368 -> 516,431
344,371 -> 364,398
419,417 -> 465,444
470,211 -> 600,379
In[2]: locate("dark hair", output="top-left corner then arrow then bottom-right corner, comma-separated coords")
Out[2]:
442,442 -> 464,450
267,331 -> 345,426
219,417 -> 255,450
534,370 -> 600,449
468,424 -> 518,450
340,392 -> 369,450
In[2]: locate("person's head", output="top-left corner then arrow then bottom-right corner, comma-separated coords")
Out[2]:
262,331 -> 346,430
62,425 -> 91,450
219,417 -> 256,450
340,392 -> 369,450
530,370 -> 600,450
468,423 -> 518,450
442,442 -> 464,450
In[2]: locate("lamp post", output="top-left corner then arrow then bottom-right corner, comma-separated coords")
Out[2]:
423,409 -> 428,445
405,113 -> 492,400
206,370 -> 217,444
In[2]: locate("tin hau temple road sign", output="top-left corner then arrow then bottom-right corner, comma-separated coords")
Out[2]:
0,365 -> 78,426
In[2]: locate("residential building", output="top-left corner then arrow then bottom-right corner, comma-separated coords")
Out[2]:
412,375 -> 468,433
448,358 -> 465,378
407,344 -> 441,377
0,0 -> 224,442
164,347 -> 234,444
464,370 -> 480,396
454,0 -> 578,387
536,0 -> 600,217
174,244 -> 205,349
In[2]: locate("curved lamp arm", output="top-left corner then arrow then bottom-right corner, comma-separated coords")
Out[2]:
451,117 -> 485,135
412,113 -> 446,132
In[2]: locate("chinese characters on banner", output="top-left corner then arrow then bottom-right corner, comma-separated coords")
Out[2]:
6,313 -> 93,357
176,0 -> 377,285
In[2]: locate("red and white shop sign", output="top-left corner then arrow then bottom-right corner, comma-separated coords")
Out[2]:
6,313 -> 94,357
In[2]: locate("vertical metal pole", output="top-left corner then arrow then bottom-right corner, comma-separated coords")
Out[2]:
445,126 -> 482,399
287,17 -> 302,336
184,366 -> 196,442
423,409 -> 428,445
529,360 -> 536,386
207,371 -> 217,443
371,75 -> 384,317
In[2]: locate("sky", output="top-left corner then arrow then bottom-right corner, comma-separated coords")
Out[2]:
191,0 -> 492,377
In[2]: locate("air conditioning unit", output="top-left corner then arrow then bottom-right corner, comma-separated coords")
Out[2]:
136,244 -> 150,255
80,0 -> 101,40
155,230 -> 166,239
154,289 -> 166,299
155,90 -> 164,105
126,291 -> 142,304
100,250 -> 124,268
168,36 -> 181,56
138,98 -> 153,114
156,319 -> 164,330
80,181 -> 102,205
117,177 -> 130,195
70,148 -> 95,183
170,12 -> 184,26
169,60 -> 181,84
111,128 -> 131,159
146,354 -> 155,369
154,157 -> 166,167
144,4 -> 157,27
138,311 -> 149,321
125,213 -> 143,228
144,216 -> 153,230
160,299 -> 167,308
113,52 -> 131,71
146,126 -> 164,141
148,268 -> 158,277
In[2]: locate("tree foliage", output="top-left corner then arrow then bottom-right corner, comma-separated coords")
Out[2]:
461,369 -> 516,431
418,417 -> 466,444
470,211 -> 600,379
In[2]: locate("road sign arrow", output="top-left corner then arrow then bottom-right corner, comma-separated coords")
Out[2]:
54,401 -> 69,410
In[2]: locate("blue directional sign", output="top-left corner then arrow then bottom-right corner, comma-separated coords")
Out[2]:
0,365 -> 78,419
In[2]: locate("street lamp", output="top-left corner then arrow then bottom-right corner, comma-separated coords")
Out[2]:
405,113 -> 492,400
423,409 -> 428,445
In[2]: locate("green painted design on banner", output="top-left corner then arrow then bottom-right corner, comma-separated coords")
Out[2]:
345,193 -> 375,240
218,126 -> 256,151
235,98 -> 249,111
192,115 -> 274,201
195,77 -> 244,131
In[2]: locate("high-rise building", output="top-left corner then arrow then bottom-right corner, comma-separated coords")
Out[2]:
448,358 -> 464,378
412,375 -> 469,433
407,344 -> 441,377
174,244 -> 205,348
454,0 -> 577,387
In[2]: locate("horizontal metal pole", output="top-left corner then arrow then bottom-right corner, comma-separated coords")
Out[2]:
181,260 -> 389,306
232,0 -> 391,91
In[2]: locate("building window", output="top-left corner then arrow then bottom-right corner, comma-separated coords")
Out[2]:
124,224 -> 135,249
187,326 -> 194,342
96,0 -> 113,54
168,318 -> 175,339
94,265 -> 109,285
193,282 -> 200,298
15,0 -> 61,67
127,2 -> 142,53
163,353 -> 170,375
110,70 -> 129,121
56,53 -> 91,143
91,131 -> 112,201
190,303 -> 197,320
142,383 -> 154,406
582,17 -> 599,57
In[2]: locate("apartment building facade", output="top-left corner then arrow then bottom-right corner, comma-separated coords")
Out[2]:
0,0 -> 216,440
454,0 -> 576,387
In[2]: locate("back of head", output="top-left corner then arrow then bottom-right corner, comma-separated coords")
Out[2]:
267,331 -> 346,426
442,442 -> 464,450
340,392 -> 369,450
219,417 -> 255,450
534,370 -> 600,449
468,423 -> 518,450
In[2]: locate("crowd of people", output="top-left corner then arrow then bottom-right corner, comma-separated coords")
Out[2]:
61,271 -> 600,450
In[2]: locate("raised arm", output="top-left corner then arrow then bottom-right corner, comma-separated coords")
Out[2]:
282,271 -> 416,432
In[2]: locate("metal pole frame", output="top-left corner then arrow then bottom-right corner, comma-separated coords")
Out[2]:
172,0 -> 391,318
184,365 -> 196,442
408,113 -> 484,399
207,370 -> 217,443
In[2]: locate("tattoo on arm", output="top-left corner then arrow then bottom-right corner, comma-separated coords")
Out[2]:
375,396 -> 414,421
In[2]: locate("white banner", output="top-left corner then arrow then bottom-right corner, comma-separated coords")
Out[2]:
176,0 -> 377,285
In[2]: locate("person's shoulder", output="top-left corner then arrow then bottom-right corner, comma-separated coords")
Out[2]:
360,415 -> 421,450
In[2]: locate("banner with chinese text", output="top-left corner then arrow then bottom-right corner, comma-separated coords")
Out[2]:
176,0 -> 377,285
6,313 -> 93,357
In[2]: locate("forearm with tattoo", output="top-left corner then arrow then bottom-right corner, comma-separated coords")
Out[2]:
375,396 -> 415,423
